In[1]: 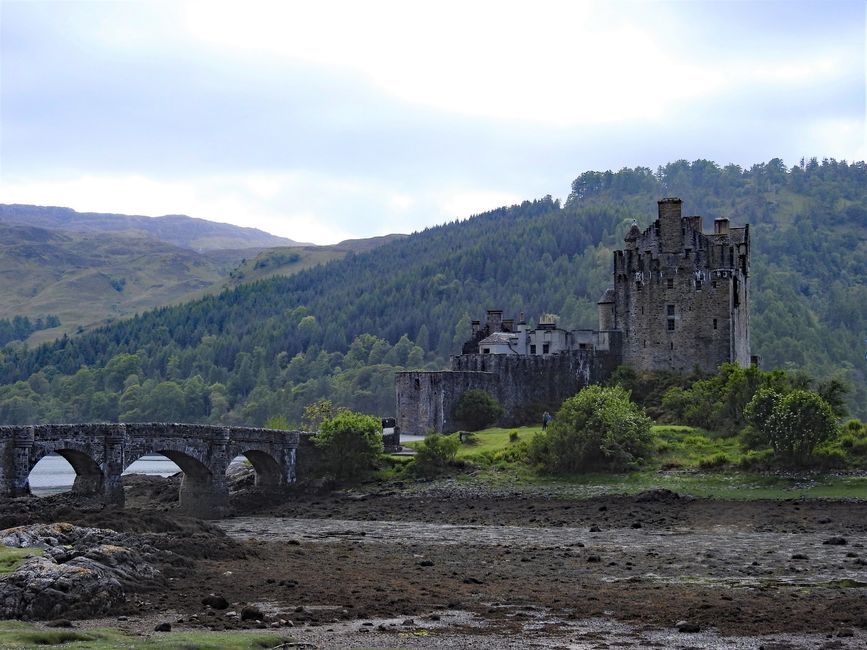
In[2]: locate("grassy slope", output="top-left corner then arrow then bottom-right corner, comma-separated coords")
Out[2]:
0,224 -> 236,339
0,222 -> 404,343
223,235 -> 408,286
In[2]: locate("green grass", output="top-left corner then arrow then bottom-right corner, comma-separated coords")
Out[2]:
0,547 -> 43,575
0,621 -> 293,649
400,423 -> 867,501
451,427 -> 538,459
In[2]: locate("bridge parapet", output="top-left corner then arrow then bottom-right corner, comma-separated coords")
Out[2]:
0,423 -> 304,518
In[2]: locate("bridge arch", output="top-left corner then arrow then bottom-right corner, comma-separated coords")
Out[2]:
231,449 -> 284,488
124,444 -> 220,516
28,440 -> 104,496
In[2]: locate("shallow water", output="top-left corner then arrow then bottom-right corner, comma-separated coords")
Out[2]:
28,454 -> 181,495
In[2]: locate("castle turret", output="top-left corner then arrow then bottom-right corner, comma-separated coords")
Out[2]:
658,197 -> 683,252
597,288 -> 616,330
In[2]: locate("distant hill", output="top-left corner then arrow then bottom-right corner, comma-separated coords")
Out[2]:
0,204 -> 301,251
0,205 -> 399,341
225,235 -> 408,286
0,222 -> 229,340
0,158 -> 863,426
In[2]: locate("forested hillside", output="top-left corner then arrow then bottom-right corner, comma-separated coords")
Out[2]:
0,158 -> 863,425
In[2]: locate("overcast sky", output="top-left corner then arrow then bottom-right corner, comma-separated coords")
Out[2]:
1,1 -> 864,244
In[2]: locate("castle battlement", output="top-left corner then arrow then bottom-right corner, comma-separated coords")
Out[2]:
395,198 -> 751,434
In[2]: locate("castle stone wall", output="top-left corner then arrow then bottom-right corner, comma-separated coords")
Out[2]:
396,345 -> 623,435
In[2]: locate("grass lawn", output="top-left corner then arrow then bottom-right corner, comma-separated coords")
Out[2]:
0,621 -> 294,649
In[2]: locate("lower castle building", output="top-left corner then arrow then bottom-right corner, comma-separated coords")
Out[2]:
396,197 -> 752,435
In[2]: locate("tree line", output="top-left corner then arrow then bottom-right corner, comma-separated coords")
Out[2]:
0,157 -> 864,425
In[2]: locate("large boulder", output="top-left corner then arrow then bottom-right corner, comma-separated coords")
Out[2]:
0,523 -> 164,620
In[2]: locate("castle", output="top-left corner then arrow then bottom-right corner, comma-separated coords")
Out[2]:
396,198 -> 752,435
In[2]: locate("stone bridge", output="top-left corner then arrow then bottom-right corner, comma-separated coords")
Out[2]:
0,423 -> 303,518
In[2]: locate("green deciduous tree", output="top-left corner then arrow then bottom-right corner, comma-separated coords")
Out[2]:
745,388 -> 838,461
529,385 -> 652,473
452,389 -> 503,431
314,410 -> 383,481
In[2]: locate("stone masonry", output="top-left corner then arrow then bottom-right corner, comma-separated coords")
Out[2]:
396,197 -> 751,435
0,423 -> 301,518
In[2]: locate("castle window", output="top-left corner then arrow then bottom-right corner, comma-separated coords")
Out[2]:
667,319 -> 675,331
713,319 -> 718,330
712,281 -> 717,289
543,343 -> 550,354
530,344 -> 536,354
643,340 -> 647,348
666,305 -> 675,316
636,281 -> 642,290
670,341 -> 674,350
695,279 -> 702,290
667,278 -> 674,289
483,348 -> 491,354
414,378 -> 420,389
685,249 -> 691,259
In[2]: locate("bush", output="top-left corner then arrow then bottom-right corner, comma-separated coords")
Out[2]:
509,431 -> 519,443
313,410 -> 383,481
747,389 -> 838,461
413,434 -> 460,476
528,385 -> 652,473
452,389 -> 503,431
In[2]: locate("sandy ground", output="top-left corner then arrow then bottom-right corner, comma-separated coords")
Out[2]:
5,477 -> 867,648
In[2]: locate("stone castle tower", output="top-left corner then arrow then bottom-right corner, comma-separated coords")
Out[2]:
395,197 -> 751,434
599,197 -> 750,372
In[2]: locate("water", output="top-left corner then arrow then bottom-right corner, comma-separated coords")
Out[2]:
29,453 -> 181,495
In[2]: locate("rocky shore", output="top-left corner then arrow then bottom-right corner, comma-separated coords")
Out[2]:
2,476 -> 867,647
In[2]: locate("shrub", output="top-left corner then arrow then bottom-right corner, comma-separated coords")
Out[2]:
528,385 -> 652,473
493,439 -> 530,463
413,434 -> 460,476
746,389 -> 839,462
313,410 -> 383,481
509,431 -> 519,443
453,389 -> 503,431
698,452 -> 730,469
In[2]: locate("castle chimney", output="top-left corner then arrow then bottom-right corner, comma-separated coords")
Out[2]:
714,217 -> 730,235
657,197 -> 683,252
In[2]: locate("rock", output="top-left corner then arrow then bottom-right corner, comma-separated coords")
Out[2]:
589,526 -> 601,532
837,628 -> 854,637
201,594 -> 229,610
635,489 -> 682,503
402,618 -> 415,625
586,555 -> 602,563
0,523 -> 166,621
791,553 -> 809,560
154,622 -> 172,632
823,537 -> 848,546
240,605 -> 264,621
631,522 -> 642,529
46,619 -> 73,628
675,620 -> 701,633
417,560 -> 434,567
